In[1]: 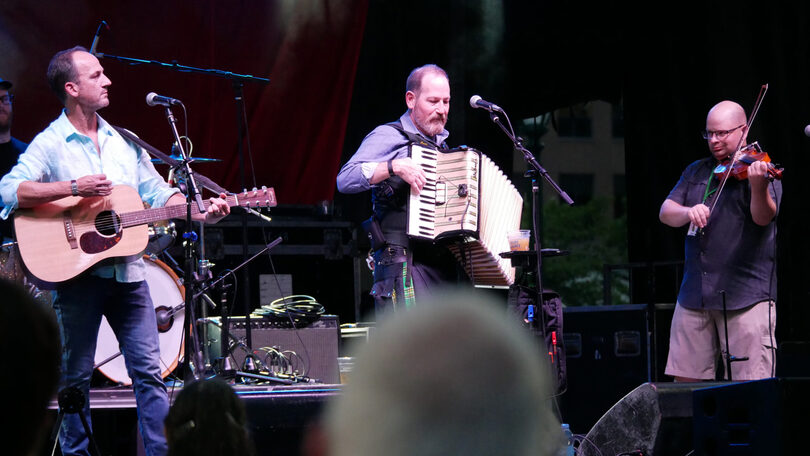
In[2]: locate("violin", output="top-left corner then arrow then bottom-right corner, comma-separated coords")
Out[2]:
713,141 -> 783,181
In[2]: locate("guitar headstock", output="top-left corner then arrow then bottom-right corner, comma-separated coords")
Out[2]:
232,186 -> 278,208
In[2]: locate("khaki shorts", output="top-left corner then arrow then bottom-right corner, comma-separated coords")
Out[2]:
665,301 -> 776,381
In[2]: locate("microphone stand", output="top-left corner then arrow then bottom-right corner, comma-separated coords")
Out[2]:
94,40 -> 270,364
484,108 -> 573,328
159,103 -> 208,381
719,290 -> 748,381
194,237 -> 284,382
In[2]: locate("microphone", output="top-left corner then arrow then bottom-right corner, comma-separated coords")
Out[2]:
89,20 -> 109,56
146,92 -> 182,107
804,124 -> 810,137
155,307 -> 172,327
469,95 -> 502,112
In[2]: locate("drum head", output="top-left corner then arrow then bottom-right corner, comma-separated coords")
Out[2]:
94,256 -> 185,385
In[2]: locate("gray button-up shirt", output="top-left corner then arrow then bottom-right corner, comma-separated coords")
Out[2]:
666,157 -> 781,310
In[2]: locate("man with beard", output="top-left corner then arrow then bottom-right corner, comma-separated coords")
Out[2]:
337,64 -> 467,316
0,78 -> 27,242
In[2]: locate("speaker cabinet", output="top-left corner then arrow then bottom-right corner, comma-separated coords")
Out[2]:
692,378 -> 810,455
581,381 -> 725,456
559,304 -> 650,433
211,315 -> 341,384
243,385 -> 340,454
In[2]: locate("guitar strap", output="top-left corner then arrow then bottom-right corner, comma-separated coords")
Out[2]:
112,126 -> 228,195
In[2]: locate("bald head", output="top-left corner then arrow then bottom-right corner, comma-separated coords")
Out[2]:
707,100 -> 747,126
705,100 -> 748,161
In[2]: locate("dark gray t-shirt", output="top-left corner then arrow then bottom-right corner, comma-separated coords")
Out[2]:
666,157 -> 781,310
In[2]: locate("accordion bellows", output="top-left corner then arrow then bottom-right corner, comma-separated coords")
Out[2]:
407,145 -> 522,287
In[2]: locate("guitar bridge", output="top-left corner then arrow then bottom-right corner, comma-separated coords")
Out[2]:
63,215 -> 78,249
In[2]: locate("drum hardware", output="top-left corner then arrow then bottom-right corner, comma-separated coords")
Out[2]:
146,220 -> 177,255
151,154 -> 223,164
156,249 -> 184,276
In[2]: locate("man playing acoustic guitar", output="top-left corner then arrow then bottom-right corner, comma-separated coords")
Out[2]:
0,46 -> 230,456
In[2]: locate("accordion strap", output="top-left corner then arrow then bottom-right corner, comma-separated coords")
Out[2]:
385,121 -> 448,150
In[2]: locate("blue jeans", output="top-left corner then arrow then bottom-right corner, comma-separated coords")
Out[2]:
53,276 -> 169,456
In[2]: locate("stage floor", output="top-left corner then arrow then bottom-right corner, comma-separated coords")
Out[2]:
48,382 -> 342,410
46,382 -> 342,456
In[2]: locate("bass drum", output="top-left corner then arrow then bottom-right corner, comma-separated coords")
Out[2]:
94,256 -> 185,385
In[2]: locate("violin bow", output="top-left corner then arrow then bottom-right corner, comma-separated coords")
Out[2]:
707,83 -> 768,215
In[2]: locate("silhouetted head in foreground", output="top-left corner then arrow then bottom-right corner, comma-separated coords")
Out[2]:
165,378 -> 255,456
324,290 -> 561,456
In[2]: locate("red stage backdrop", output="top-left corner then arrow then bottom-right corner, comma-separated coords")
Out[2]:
0,0 -> 368,204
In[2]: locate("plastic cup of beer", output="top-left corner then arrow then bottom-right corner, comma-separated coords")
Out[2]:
507,230 -> 531,251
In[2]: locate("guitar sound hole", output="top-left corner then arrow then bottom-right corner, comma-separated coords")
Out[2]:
96,210 -> 122,236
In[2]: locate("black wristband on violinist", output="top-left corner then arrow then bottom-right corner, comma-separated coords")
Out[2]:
387,159 -> 395,178
70,179 -> 79,196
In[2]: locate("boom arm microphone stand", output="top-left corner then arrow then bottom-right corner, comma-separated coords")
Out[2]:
157,102 -> 209,380
90,21 -> 270,364
481,104 -> 573,327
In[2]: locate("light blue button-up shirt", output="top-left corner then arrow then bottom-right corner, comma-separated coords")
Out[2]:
0,110 -> 180,282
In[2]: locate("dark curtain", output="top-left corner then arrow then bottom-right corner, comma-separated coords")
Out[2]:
341,1 -> 810,340
0,0 -> 367,205
3,0 -> 809,339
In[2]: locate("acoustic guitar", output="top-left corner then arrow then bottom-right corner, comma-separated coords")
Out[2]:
13,184 -> 276,283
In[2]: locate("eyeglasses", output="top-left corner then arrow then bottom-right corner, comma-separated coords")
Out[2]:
701,124 -> 744,140
0,94 -> 13,105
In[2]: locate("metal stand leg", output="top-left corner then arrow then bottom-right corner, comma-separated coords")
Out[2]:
50,386 -> 102,456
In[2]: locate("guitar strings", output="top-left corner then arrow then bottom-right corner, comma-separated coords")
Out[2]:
68,190 -> 270,232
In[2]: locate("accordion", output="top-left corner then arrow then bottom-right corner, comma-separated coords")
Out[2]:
407,144 -> 523,287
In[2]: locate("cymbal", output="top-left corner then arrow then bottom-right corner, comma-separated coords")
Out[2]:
151,154 -> 222,164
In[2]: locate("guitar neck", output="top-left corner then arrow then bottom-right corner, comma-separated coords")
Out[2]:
119,194 -> 237,228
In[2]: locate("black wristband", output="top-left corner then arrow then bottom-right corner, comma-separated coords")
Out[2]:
71,179 -> 79,196
387,159 -> 395,178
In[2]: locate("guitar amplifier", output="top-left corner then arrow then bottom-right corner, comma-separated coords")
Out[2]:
207,315 -> 341,384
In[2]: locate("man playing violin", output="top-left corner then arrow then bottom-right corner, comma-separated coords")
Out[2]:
659,100 -> 781,382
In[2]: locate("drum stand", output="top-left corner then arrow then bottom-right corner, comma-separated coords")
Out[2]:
50,386 -> 102,456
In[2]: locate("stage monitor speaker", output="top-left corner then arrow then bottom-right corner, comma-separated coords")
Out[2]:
211,315 -> 341,384
242,385 -> 340,454
559,304 -> 650,433
580,381 -> 726,456
692,377 -> 810,455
